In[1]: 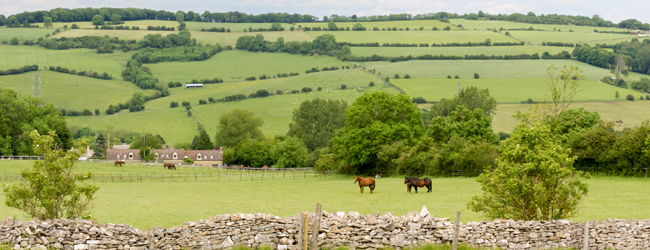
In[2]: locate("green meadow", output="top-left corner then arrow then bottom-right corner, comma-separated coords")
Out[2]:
185,22 -> 294,31
0,45 -> 131,77
358,59 -> 647,81
0,27 -> 58,42
295,20 -> 458,30
0,160 -> 646,229
189,30 -> 313,47
305,30 -> 517,44
393,78 -> 640,103
147,50 -> 349,84
449,19 -> 626,33
508,30 -> 632,44
52,29 -> 176,40
351,45 -> 569,57
0,70 -> 156,111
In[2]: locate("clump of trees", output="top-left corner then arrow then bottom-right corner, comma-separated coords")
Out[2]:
49,66 -> 112,80
0,65 -> 38,76
131,44 -> 222,63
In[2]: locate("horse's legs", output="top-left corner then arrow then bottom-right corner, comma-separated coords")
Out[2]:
370,184 -> 375,194
414,186 -> 418,193
360,186 -> 364,194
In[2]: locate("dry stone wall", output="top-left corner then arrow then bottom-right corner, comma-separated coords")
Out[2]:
1,212 -> 649,250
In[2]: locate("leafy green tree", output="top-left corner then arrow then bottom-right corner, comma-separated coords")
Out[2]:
271,23 -> 282,31
110,14 -> 121,25
139,147 -> 154,161
6,16 -> 21,27
10,37 -> 19,45
195,129 -> 214,150
327,21 -> 338,31
468,119 -> 590,220
288,98 -> 347,151
91,15 -> 104,25
4,131 -> 98,220
190,135 -> 199,150
541,65 -> 584,129
271,137 -> 308,168
43,17 -> 53,28
428,105 -> 499,144
215,108 -> 264,148
428,86 -> 497,118
129,133 -> 163,149
553,108 -> 600,136
223,139 -> 273,167
430,137 -> 498,176
91,132 -> 107,158
615,91 -> 620,100
331,92 -> 424,174
176,12 -> 184,23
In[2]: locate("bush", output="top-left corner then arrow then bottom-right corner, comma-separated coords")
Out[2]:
317,87 -> 322,91
404,74 -> 410,79
394,74 -> 400,79
198,99 -> 207,105
447,75 -> 452,79
94,109 -> 100,115
301,87 -> 312,93
341,84 -> 347,89
454,75 -> 460,79
276,90 -> 284,95
208,97 -> 215,103
291,90 -> 299,94
184,158 -> 194,164
369,82 -> 375,87
412,97 -> 427,103
182,101 -> 190,107
626,94 -> 635,101
245,76 -> 256,81
474,73 -> 479,79
170,101 -> 179,108
82,109 -> 93,116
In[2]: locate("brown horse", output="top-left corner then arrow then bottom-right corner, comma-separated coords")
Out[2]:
354,176 -> 375,194
404,177 -> 432,193
163,163 -> 176,170
114,161 -> 125,167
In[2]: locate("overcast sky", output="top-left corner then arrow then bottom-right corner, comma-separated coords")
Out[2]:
1,0 -> 649,24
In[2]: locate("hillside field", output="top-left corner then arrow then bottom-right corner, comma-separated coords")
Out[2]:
147,50 -> 350,84
508,30 -> 632,44
449,19 -> 627,33
52,29 -> 176,40
295,20 -> 458,30
350,45 -> 569,57
189,30 -> 313,47
392,78 -> 641,103
305,30 -> 517,44
0,27 -> 58,42
0,161 -> 646,229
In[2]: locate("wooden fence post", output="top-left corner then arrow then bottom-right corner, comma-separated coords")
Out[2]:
302,212 -> 308,250
310,204 -> 322,250
583,221 -> 589,250
452,211 -> 460,250
297,213 -> 304,250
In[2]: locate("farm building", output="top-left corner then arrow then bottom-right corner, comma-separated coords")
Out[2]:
107,148 -> 223,167
185,83 -> 203,88
106,149 -> 141,162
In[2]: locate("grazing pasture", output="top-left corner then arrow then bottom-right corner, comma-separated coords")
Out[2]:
52,29 -> 176,40
507,30 -> 632,44
0,160 -> 646,230
392,78 -> 640,103
185,22 -> 293,31
0,70 -> 156,111
189,30 -> 313,47
358,59 -> 647,81
147,50 -> 348,84
0,27 -> 59,42
0,45 -> 131,77
305,30 -> 517,44
449,19 -> 627,33
350,45 -> 569,57
295,20 -> 458,30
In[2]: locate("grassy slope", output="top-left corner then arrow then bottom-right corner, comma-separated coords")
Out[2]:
351,45 -> 569,57
185,22 -> 293,31
0,70 -> 156,111
449,19 -> 626,33
508,31 -> 632,44
0,27 -> 58,42
305,30 -> 517,44
0,45 -> 131,77
394,78 -> 640,103
189,30 -> 313,47
147,50 -> 348,84
295,20 -> 458,30
358,59 -> 647,82
35,21 -> 294,31
52,29 -> 176,40
0,162 -> 646,229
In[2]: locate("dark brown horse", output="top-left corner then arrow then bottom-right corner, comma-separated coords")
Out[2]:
354,176 -> 375,194
404,177 -> 432,193
114,161 -> 125,167
163,163 -> 176,170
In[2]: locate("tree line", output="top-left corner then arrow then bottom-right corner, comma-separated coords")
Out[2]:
0,65 -> 39,76
341,53 -> 541,62
131,44 -> 222,63
48,66 -> 112,80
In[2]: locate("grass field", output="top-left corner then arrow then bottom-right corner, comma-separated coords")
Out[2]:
52,29 -> 176,40
358,59 -> 648,82
147,50 -> 348,84
0,45 -> 131,77
507,31 -> 632,44
0,70 -> 156,111
189,30 -> 313,47
0,27 -> 58,42
295,20 -> 458,30
305,30 -> 517,44
0,160 -> 647,230
351,45 -> 569,57
185,22 -> 293,31
392,78 -> 641,103
449,19 -> 626,33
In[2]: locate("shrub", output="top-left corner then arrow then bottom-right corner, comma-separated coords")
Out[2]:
454,75 -> 460,79
369,82 -> 375,87
94,109 -> 100,115
182,101 -> 191,107
276,90 -> 284,95
317,87 -> 322,91
199,99 -> 207,105
341,84 -> 347,89
184,158 -> 194,164
291,90 -> 299,94
404,74 -> 410,79
394,74 -> 400,79
412,97 -> 427,103
447,75 -> 452,79
170,101 -> 179,108
626,94 -> 634,101
245,76 -> 256,81
208,97 -> 215,103
474,73 -> 479,79
301,87 -> 312,93
82,109 -> 93,116
443,26 -> 451,30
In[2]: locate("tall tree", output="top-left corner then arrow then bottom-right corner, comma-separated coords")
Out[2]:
288,98 -> 347,151
92,132 -> 107,158
327,21 -> 338,31
331,92 -> 424,174
43,17 -> 53,28
91,14 -> 103,25
129,133 -> 163,149
428,86 -> 497,118
427,105 -> 499,144
215,108 -> 264,148
271,137 -> 308,168
195,130 -> 214,150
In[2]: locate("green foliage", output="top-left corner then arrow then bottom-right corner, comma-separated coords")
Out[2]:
91,132 -> 107,158
626,94 -> 634,101
43,17 -> 53,28
0,89 -> 72,155
184,157 -> 194,164
132,44 -> 222,63
328,21 -> 338,31
122,60 -> 160,90
429,86 -> 497,118
129,133 -> 163,149
631,77 -> 650,92
552,108 -> 601,136
195,130 -> 214,150
288,99 -> 347,151
430,137 -> 498,176
428,105 -> 499,144
271,137 -> 308,168
224,139 -> 273,167
331,92 -> 424,174
110,14 -> 122,25
91,15 -> 104,26
9,37 -> 18,45
4,131 -> 98,220
139,147 -> 154,161
468,118 -> 590,221
215,108 -> 264,148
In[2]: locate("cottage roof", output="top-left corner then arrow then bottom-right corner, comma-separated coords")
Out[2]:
187,150 -> 223,161
107,149 -> 141,160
